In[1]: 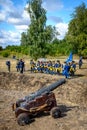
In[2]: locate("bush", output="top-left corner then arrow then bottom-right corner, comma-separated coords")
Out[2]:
2,51 -> 10,57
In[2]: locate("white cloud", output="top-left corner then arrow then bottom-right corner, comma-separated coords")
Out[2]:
0,0 -> 30,48
0,30 -> 21,48
0,0 -> 30,26
22,8 -> 29,19
15,25 -> 28,32
6,8 -> 30,32
6,5 -> 30,26
0,11 -> 6,21
7,18 -> 22,25
0,0 -> 14,12
0,0 -> 67,48
56,23 -> 68,39
7,17 -> 29,26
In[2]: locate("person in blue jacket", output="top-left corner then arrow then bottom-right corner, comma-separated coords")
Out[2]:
62,62 -> 70,78
6,60 -> 11,72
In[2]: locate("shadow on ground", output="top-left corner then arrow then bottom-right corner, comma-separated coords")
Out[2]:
30,104 -> 76,122
58,105 -> 76,117
70,74 -> 84,79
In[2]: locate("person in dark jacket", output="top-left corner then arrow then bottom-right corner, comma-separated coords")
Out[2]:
6,60 -> 11,72
19,59 -> 24,73
79,56 -> 83,69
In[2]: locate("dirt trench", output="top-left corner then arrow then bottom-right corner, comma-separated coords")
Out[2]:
0,67 -> 87,130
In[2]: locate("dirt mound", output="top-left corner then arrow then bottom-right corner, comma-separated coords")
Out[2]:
0,71 -> 87,130
0,72 -> 87,106
0,72 -> 60,91
55,77 -> 87,107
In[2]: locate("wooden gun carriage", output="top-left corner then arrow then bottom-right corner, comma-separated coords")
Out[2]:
12,78 -> 66,125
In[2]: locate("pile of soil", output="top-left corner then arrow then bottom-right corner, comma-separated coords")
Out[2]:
0,69 -> 87,130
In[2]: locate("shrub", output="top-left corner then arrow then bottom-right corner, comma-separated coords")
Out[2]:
2,51 -> 10,57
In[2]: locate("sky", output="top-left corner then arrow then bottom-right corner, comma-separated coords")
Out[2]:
0,0 -> 87,48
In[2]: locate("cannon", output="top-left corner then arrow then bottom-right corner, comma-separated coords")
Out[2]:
12,78 -> 66,126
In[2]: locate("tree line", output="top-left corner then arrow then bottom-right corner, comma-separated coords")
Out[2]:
0,1 -> 87,59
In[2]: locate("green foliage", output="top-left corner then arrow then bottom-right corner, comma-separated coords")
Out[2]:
2,51 -> 10,57
21,32 -> 28,46
21,0 -> 59,60
2,2 -> 87,58
52,38 -> 60,44
5,45 -> 30,55
0,46 -> 3,51
65,2 -> 87,56
45,40 -> 72,57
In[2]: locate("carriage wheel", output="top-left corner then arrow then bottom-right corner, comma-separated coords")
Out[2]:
50,107 -> 61,118
17,113 -> 30,126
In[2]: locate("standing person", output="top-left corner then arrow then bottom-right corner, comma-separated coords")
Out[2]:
19,59 -> 24,73
6,60 -> 11,72
70,61 -> 76,76
16,59 -> 20,72
23,59 -> 25,72
79,56 -> 83,69
62,62 -> 70,78
30,59 -> 34,73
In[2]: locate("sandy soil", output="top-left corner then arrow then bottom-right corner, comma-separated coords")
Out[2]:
0,59 -> 87,130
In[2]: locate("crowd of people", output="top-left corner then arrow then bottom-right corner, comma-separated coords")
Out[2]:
30,59 -> 77,78
6,56 -> 83,79
16,59 -> 25,73
6,59 -> 25,74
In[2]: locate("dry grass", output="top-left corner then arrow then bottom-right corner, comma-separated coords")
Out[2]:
0,57 -> 87,130
0,57 -> 30,72
0,55 -> 80,72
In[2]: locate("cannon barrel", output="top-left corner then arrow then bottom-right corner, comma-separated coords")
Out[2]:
25,78 -> 66,101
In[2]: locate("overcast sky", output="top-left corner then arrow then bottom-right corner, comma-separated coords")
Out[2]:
0,0 -> 87,48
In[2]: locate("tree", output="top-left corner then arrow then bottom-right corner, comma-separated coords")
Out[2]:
21,32 -> 28,46
0,46 -> 3,51
21,0 -> 58,60
52,38 -> 60,44
65,2 -> 87,56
